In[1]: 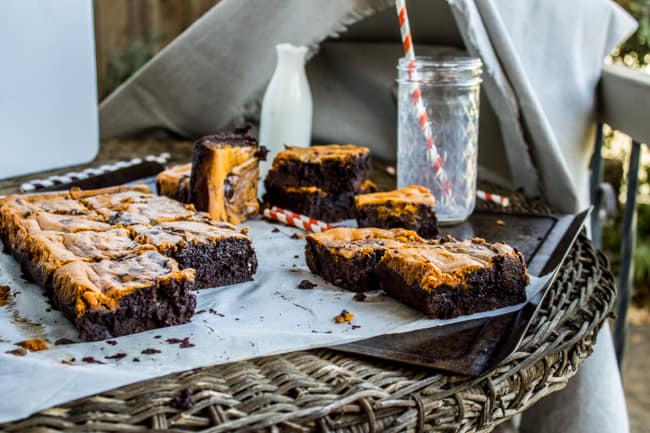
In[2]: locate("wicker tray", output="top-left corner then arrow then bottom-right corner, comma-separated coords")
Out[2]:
0,152 -> 614,432
0,230 -> 614,433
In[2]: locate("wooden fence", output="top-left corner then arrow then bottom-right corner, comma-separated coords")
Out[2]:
94,0 -> 220,98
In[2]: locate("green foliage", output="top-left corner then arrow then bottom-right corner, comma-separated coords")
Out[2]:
616,0 -> 650,66
102,32 -> 163,99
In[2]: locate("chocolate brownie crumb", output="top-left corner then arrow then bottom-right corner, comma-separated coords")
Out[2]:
173,388 -> 193,410
351,324 -> 361,330
353,293 -> 367,302
290,233 -> 302,240
6,347 -> 27,356
195,309 -> 206,314
271,228 -> 280,233
154,335 -> 162,339
166,338 -> 184,344
54,338 -> 76,346
105,352 -> 127,360
132,357 -> 140,362
297,279 -> 316,290
179,338 -> 195,348
105,340 -> 118,346
82,356 -> 105,364
141,348 -> 161,355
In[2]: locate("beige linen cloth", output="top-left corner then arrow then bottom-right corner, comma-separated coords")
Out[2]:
99,1 -> 636,432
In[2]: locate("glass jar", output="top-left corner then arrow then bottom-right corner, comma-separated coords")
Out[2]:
396,56 -> 482,224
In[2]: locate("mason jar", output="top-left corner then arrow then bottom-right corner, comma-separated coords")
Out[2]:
396,56 -> 482,224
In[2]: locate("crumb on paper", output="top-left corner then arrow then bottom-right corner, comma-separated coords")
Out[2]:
82,356 -> 105,365
0,284 -> 11,307
132,357 -> 140,363
297,279 -> 316,290
154,335 -> 162,339
290,233 -> 302,240
294,255 -> 299,259
61,358 -> 76,365
271,227 -> 280,233
105,352 -> 127,360
105,340 -> 118,346
471,237 -> 486,244
351,324 -> 361,330
5,347 -> 27,357
334,309 -> 354,323
240,226 -> 250,235
54,338 -> 76,346
141,348 -> 161,355
167,337 -> 195,348
17,338 -> 48,352
496,219 -> 505,226
353,293 -> 367,302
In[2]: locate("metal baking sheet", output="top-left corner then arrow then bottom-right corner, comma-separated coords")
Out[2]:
333,209 -> 590,376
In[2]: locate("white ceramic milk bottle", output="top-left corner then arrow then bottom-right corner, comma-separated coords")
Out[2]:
258,43 -> 313,192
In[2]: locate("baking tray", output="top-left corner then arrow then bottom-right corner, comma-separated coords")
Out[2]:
332,209 -> 590,376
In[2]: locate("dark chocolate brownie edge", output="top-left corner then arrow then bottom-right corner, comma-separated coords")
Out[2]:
356,204 -> 439,238
265,152 -> 371,193
304,237 -> 383,292
375,254 -> 527,319
174,237 -> 258,289
264,188 -> 356,222
54,277 -> 197,341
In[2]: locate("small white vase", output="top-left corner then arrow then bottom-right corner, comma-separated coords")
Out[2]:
258,43 -> 313,192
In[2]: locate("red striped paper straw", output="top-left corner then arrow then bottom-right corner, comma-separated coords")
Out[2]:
270,206 -> 335,231
476,190 -> 510,207
263,208 -> 334,233
395,0 -> 452,198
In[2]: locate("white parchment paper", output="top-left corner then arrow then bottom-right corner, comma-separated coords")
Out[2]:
0,219 -> 537,423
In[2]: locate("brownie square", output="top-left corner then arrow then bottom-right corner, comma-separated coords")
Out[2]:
264,144 -> 371,193
355,185 -> 439,238
25,228 -> 153,288
305,227 -> 427,292
264,180 -> 376,222
50,251 -> 196,341
132,219 -> 257,289
156,163 -> 191,204
189,128 -> 267,224
375,239 -> 528,319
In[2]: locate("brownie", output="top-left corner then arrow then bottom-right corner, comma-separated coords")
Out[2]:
132,218 -> 257,289
189,127 -> 267,224
50,251 -> 196,341
355,185 -> 439,238
264,144 -> 371,193
305,227 -> 427,292
264,180 -> 376,222
0,185 -> 258,340
156,163 -> 191,203
375,239 -> 528,319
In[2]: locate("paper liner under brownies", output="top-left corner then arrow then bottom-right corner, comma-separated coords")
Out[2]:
305,227 -> 528,319
0,185 -> 257,341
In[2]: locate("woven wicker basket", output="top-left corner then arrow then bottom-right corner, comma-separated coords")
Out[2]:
1,231 -> 614,433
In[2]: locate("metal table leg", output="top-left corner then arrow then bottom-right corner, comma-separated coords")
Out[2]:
614,139 -> 642,368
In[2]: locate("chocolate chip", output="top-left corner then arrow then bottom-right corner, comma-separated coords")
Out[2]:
141,348 -> 161,355
224,175 -> 235,201
297,280 -> 316,290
